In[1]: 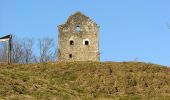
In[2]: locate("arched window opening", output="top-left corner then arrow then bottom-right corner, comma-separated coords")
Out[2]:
69,54 -> 72,58
70,40 -> 74,45
76,26 -> 80,32
85,41 -> 89,45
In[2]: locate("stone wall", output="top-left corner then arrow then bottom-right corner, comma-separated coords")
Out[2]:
57,12 -> 100,61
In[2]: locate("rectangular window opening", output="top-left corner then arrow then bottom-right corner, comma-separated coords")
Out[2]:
76,26 -> 80,32
69,54 -> 72,58
85,41 -> 89,45
70,40 -> 74,45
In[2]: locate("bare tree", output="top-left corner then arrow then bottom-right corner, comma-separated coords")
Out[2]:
11,36 -> 24,63
38,37 -> 56,62
0,42 -> 8,62
1,35 -> 57,64
21,38 -> 34,64
52,49 -> 57,61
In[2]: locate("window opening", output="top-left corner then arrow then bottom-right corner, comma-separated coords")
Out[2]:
85,41 -> 89,45
70,40 -> 74,45
69,54 -> 72,58
76,26 -> 80,32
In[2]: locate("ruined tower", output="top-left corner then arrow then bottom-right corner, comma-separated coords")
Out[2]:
57,12 -> 100,61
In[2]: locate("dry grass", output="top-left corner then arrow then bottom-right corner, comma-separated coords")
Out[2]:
0,61 -> 170,99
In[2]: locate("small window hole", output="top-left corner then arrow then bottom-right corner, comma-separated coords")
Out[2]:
85,41 -> 89,45
76,26 -> 80,32
70,40 -> 74,45
69,54 -> 72,58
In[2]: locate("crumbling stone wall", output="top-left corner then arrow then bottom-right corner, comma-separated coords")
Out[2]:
57,12 -> 100,61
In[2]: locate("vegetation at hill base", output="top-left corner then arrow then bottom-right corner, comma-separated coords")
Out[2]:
0,62 -> 170,100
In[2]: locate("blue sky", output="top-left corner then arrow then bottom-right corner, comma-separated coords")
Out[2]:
0,0 -> 170,66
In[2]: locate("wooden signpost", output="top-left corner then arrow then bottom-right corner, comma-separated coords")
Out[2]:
0,34 -> 12,64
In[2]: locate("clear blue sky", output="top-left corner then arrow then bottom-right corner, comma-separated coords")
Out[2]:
0,0 -> 170,66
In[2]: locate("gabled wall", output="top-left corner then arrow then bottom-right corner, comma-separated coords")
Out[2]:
57,12 -> 100,61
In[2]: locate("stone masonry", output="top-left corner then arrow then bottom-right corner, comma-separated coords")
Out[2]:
57,12 -> 100,61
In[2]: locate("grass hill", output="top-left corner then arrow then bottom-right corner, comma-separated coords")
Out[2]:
0,62 -> 170,99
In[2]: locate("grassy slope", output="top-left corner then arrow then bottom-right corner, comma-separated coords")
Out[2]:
0,62 -> 170,100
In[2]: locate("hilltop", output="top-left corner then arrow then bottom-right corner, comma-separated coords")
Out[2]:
0,62 -> 170,99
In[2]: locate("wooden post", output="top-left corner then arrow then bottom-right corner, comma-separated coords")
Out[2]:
7,42 -> 9,64
8,35 -> 12,64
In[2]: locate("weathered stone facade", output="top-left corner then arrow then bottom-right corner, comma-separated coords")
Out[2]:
57,12 -> 100,61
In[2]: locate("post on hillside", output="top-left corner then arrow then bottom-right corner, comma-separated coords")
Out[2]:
0,34 -> 12,64
8,35 -> 12,64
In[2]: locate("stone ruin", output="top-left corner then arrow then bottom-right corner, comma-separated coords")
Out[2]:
57,12 -> 100,61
